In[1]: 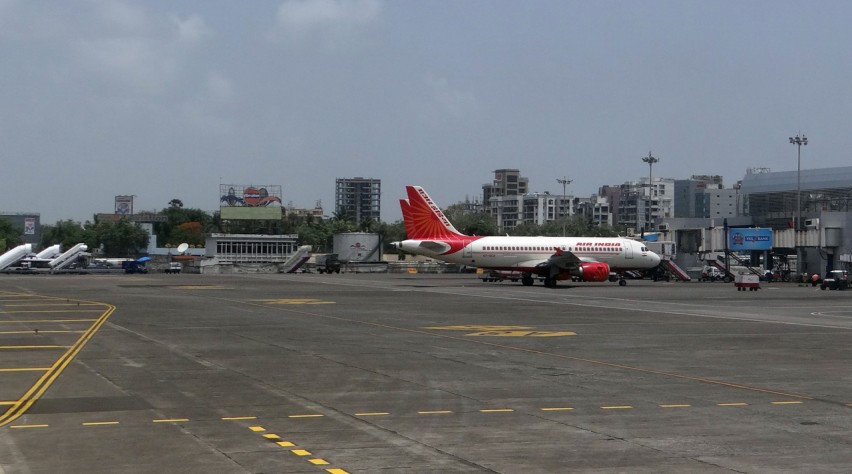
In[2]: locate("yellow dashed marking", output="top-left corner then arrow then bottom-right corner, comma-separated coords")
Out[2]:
0,401 -> 16,406
0,368 -> 50,372
9,424 -> 48,429
480,409 -> 514,413
276,441 -> 295,447
718,403 -> 748,407
418,410 -> 452,415
467,330 -> 577,337
292,449 -> 312,456
541,407 -> 575,411
249,426 -> 266,432
152,418 -> 189,423
255,298 -> 335,305
82,421 -> 119,426
309,459 -> 330,465
355,412 -> 389,416
263,433 -> 280,439
425,325 -> 533,331
424,325 -> 575,337
221,416 -> 257,421
327,469 -> 350,474
288,414 -> 324,418
601,406 -> 633,410
771,401 -> 803,405
660,404 -> 691,408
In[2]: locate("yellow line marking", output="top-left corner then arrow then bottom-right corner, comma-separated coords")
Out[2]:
82,421 -> 119,426
276,441 -> 295,447
9,424 -> 48,429
418,410 -> 452,415
771,401 -> 803,405
541,407 -> 575,411
355,412 -> 389,416
718,403 -> 748,407
660,404 -> 692,408
601,406 -> 633,410
326,469 -> 350,474
0,401 -> 16,405
288,414 -> 324,418
152,418 -> 189,423
310,459 -> 330,465
262,433 -> 280,439
0,368 -> 50,372
480,409 -> 514,413
291,449 -> 312,456
249,426 -> 266,432
222,416 -> 257,421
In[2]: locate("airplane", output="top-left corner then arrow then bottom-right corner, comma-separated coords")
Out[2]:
391,185 -> 662,287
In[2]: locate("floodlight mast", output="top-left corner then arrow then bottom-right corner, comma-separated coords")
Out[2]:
641,151 -> 659,232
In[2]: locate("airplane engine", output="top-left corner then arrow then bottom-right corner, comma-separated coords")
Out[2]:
575,262 -> 611,282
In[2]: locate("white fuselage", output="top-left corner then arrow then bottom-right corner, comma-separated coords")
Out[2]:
398,236 -> 660,272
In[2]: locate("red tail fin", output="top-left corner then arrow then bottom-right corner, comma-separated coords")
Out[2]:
399,186 -> 465,240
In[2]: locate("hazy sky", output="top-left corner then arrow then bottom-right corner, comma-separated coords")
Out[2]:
2,0 -> 850,224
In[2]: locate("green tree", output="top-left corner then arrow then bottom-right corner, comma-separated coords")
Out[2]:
92,219 -> 150,256
0,218 -> 23,252
39,220 -> 92,249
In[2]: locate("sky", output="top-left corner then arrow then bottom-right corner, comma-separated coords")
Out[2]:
2,0 -> 851,225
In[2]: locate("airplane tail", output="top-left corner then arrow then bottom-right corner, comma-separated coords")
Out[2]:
400,186 -> 465,240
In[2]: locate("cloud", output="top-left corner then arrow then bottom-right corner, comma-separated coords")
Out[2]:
425,73 -> 479,120
271,0 -> 380,43
172,13 -> 212,44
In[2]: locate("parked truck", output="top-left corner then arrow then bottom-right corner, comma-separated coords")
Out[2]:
315,254 -> 341,274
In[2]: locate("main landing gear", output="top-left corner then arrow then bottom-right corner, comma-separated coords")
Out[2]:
522,274 -> 534,286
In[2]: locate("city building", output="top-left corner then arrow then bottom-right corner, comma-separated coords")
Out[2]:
614,177 -> 675,232
335,177 -> 381,225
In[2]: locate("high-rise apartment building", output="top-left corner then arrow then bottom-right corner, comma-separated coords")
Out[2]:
335,177 -> 381,224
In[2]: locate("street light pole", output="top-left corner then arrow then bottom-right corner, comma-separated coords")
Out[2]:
641,151 -> 659,232
556,177 -> 572,236
789,133 -> 807,277
789,133 -> 807,231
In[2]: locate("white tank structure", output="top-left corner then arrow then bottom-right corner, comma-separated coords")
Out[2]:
36,244 -> 62,260
49,243 -> 88,269
333,233 -> 381,263
0,244 -> 32,271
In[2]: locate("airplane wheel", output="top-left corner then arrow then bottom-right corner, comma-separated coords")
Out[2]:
522,275 -> 534,286
544,277 -> 556,288
618,279 -> 627,286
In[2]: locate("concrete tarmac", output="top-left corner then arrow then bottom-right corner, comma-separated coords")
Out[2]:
1,272 -> 851,473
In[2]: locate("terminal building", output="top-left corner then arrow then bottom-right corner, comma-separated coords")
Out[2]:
659,166 -> 852,278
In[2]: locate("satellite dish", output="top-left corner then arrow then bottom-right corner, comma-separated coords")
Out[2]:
176,243 -> 189,253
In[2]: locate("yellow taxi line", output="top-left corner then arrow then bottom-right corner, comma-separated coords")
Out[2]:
0,330 -> 84,335
0,368 -> 51,372
0,319 -> 98,324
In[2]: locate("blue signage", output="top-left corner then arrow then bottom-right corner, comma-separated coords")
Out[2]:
728,228 -> 773,251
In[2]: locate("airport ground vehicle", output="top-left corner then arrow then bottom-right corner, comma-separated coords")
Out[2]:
164,262 -> 182,274
820,270 -> 849,290
700,266 -> 729,282
122,261 -> 148,274
480,270 -> 522,282
735,273 -> 760,291
315,254 -> 341,274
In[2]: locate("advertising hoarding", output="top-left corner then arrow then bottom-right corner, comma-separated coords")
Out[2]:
728,228 -> 772,251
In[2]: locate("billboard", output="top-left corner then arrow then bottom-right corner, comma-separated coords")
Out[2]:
728,228 -> 772,251
219,184 -> 283,220
115,195 -> 134,215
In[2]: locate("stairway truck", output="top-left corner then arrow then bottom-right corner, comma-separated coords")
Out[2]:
734,273 -> 760,291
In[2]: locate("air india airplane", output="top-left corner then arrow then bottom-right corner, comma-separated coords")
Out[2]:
391,186 -> 661,287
